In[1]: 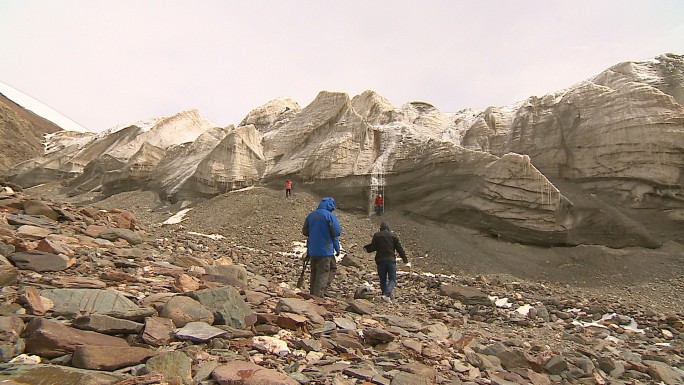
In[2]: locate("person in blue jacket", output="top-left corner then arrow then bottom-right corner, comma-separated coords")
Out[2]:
302,197 -> 341,297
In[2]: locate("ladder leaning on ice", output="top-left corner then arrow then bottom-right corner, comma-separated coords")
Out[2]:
368,132 -> 397,215
369,165 -> 385,215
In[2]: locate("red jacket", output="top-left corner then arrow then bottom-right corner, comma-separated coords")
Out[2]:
374,196 -> 384,206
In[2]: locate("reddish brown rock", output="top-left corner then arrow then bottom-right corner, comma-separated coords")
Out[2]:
276,312 -> 308,331
143,317 -> 176,346
25,318 -> 129,358
100,270 -> 139,283
173,274 -> 200,293
363,327 -> 395,345
109,209 -> 136,230
82,224 -> 106,238
79,206 -> 100,219
21,286 -> 53,315
332,332 -> 364,351
159,295 -> 214,327
212,360 -> 299,385
0,227 -> 14,237
36,238 -> 74,257
16,225 -> 51,240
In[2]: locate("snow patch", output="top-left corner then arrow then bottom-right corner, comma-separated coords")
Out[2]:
0,81 -> 90,132
103,118 -> 160,135
162,208 -> 192,225
489,296 -> 513,308
572,313 -> 645,334
421,272 -> 457,279
9,354 -> 41,365
230,185 -> 255,193
186,231 -> 225,240
515,304 -> 533,316
252,334 -> 291,356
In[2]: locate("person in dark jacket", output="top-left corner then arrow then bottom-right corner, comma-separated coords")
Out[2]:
302,197 -> 341,297
364,221 -> 410,303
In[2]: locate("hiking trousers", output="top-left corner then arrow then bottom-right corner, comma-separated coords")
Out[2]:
376,260 -> 397,296
310,256 -> 335,297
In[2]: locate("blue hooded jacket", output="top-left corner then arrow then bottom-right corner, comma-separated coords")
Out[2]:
302,197 -> 341,257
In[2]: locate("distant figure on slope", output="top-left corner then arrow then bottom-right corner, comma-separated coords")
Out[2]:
374,194 -> 384,216
302,197 -> 341,297
285,179 -> 293,198
364,221 -> 410,304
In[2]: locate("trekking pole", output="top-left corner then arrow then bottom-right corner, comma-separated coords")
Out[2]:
296,254 -> 310,288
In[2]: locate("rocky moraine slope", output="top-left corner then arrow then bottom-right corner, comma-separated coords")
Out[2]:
0,183 -> 682,385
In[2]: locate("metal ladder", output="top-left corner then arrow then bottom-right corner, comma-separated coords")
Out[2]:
370,167 -> 385,215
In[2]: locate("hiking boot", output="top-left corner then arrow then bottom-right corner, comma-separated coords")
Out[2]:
381,295 -> 393,304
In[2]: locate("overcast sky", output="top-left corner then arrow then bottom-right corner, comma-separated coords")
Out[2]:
1,1 -> 683,132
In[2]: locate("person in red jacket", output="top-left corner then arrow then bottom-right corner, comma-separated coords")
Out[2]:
374,194 -> 384,216
285,180 -> 293,198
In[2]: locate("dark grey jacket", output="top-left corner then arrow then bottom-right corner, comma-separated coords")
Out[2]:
364,221 -> 408,263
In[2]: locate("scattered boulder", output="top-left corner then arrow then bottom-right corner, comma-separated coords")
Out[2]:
8,250 -> 71,272
0,316 -> 26,362
645,360 -> 684,385
16,224 -> 52,239
5,213 -> 58,229
188,286 -> 255,328
544,355 -> 569,375
440,285 -> 493,306
159,295 -> 215,327
275,298 -> 325,325
23,200 -> 59,220
0,364 -> 124,384
72,345 -> 156,370
144,350 -> 193,385
346,299 -> 374,315
25,318 -> 129,358
363,327 -> 395,345
0,263 -> 18,286
390,370 -> 436,385
97,228 -> 143,245
142,316 -> 176,346
40,288 -> 141,314
72,314 -> 144,334
212,360 -> 299,385
204,264 -> 248,282
176,321 -> 226,342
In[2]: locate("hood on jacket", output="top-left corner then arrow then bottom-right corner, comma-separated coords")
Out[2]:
317,197 -> 336,212
380,221 -> 390,231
